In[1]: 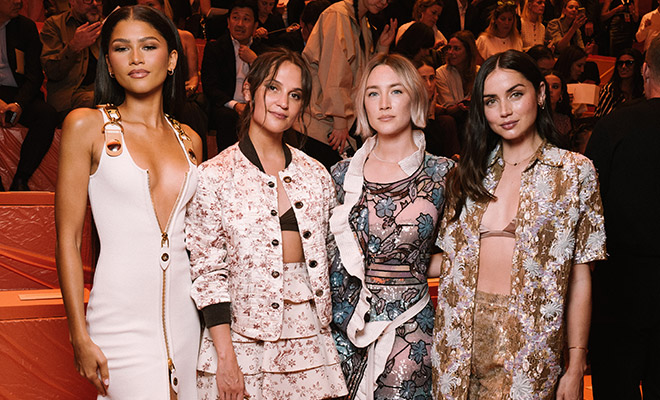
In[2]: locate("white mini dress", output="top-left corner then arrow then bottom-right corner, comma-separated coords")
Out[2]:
86,108 -> 200,399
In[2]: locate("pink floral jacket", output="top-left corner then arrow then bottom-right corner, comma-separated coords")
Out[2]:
185,144 -> 336,371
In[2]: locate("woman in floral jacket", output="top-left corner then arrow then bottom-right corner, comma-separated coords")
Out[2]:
431,50 -> 606,399
185,49 -> 347,400
329,54 -> 454,400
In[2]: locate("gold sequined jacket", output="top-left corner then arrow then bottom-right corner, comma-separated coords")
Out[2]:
432,142 -> 607,399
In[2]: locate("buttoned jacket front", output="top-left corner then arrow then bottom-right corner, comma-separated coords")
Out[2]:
186,143 -> 336,344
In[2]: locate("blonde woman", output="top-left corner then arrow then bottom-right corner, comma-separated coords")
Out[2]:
476,1 -> 523,60
330,53 -> 454,399
521,0 -> 547,50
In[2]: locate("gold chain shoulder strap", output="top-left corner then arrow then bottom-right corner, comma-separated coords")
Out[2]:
165,114 -> 197,164
98,104 -> 124,157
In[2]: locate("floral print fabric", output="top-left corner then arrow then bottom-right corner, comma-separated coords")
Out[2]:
331,148 -> 454,400
432,142 -> 607,399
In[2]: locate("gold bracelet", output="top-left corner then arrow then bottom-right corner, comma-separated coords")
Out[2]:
568,346 -> 588,351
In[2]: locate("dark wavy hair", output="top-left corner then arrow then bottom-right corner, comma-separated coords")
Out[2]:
95,5 -> 185,117
237,48 -> 313,140
394,22 -> 435,61
448,50 -> 563,220
611,48 -> 644,100
554,45 -> 587,83
544,69 -> 572,117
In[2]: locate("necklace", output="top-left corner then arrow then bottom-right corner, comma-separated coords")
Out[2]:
370,149 -> 400,164
503,151 -> 535,166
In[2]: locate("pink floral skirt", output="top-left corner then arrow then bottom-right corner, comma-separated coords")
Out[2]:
197,262 -> 347,400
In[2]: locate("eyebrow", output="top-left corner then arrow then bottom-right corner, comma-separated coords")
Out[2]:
483,83 -> 525,98
111,36 -> 162,44
365,82 -> 404,91
266,79 -> 302,93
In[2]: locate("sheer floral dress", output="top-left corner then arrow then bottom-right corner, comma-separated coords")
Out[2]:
329,132 -> 454,400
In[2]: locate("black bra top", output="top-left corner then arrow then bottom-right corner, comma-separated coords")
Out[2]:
280,207 -> 299,232
479,218 -> 516,239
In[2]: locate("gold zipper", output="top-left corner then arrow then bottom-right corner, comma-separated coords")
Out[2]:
147,169 -> 189,397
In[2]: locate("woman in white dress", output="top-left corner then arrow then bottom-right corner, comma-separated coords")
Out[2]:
521,0 -> 547,50
56,6 -> 202,399
476,1 -> 523,60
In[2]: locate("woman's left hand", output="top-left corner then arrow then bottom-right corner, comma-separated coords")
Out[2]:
378,18 -> 398,51
555,368 -> 584,400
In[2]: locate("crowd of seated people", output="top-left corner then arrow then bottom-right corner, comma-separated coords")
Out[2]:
0,0 -> 652,191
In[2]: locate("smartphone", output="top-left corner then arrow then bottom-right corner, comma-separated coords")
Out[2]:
5,110 -> 17,125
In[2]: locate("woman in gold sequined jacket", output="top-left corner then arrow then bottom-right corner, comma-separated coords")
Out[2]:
431,50 -> 607,399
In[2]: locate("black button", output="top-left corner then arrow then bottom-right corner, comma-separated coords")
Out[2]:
173,377 -> 178,385
302,231 -> 311,239
271,302 -> 279,309
364,312 -> 371,322
267,181 -> 275,188
294,201 -> 303,209
315,289 -> 323,297
309,260 -> 318,268
161,253 -> 169,261
283,176 -> 292,183
271,209 -> 277,216
271,239 -> 279,246
271,270 -> 280,278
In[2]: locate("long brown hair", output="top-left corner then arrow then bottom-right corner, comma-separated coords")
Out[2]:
447,50 -> 562,221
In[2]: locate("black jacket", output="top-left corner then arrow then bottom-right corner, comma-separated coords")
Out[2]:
3,15 -> 44,107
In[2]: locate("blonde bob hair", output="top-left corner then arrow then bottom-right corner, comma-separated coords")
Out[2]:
354,53 -> 428,139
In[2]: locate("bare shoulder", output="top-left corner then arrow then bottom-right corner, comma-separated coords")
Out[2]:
61,108 -> 104,144
178,29 -> 196,45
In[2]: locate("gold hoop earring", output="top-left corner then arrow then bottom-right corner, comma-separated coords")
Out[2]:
168,69 -> 174,76
109,72 -> 115,78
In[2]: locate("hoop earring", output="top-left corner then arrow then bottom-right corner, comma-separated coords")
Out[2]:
168,69 -> 174,76
109,72 -> 115,78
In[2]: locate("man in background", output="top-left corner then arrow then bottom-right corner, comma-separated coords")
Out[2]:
40,0 -> 102,121
586,35 -> 660,400
0,0 -> 58,190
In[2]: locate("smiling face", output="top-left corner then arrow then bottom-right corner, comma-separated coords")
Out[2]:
249,61 -> 304,137
495,11 -> 515,37
617,54 -> 635,79
419,4 -> 442,27
447,37 -> 468,68
228,7 -> 257,44
105,19 -> 177,96
364,64 -> 413,138
564,0 -> 579,19
483,68 -> 543,145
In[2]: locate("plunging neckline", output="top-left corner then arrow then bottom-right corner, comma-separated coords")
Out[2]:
119,117 -> 192,234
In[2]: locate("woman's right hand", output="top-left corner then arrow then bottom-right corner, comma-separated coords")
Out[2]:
73,337 -> 109,396
216,354 -> 245,400
573,13 -> 587,29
